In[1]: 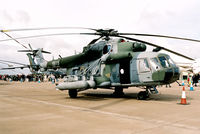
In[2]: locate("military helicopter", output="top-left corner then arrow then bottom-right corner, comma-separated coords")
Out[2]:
1,27 -> 199,99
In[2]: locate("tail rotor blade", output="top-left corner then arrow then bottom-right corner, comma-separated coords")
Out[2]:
28,44 -> 33,52
41,50 -> 51,54
18,50 -> 32,52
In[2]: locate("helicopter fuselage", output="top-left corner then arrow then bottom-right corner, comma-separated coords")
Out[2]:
44,38 -> 180,89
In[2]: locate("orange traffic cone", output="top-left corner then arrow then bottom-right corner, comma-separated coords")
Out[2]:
180,86 -> 187,105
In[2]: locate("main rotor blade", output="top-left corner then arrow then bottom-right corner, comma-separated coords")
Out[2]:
0,61 -> 13,66
1,32 -> 28,49
0,66 -> 29,70
0,27 -> 97,32
87,36 -> 103,46
0,59 -> 27,66
2,27 -> 200,43
119,33 -> 200,43
116,35 -> 194,61
0,33 -> 97,42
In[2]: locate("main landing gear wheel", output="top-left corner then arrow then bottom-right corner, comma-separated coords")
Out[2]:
68,89 -> 78,98
113,87 -> 124,97
137,91 -> 149,100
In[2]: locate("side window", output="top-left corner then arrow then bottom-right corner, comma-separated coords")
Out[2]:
138,58 -> 151,73
150,58 -> 161,70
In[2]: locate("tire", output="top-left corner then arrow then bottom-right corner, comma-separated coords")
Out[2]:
137,91 -> 147,100
68,90 -> 78,98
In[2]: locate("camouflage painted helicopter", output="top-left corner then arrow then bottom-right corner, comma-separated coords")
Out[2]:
1,27 -> 199,99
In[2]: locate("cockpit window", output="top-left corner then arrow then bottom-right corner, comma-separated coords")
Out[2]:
158,56 -> 170,68
150,58 -> 161,70
166,55 -> 176,67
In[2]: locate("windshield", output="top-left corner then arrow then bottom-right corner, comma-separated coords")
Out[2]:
158,56 -> 170,68
166,55 -> 176,67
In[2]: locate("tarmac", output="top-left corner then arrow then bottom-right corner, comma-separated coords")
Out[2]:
0,81 -> 200,134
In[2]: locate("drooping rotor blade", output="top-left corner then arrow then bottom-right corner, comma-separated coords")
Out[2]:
0,66 -> 29,70
1,32 -> 28,49
0,27 -> 97,32
0,61 -> 13,67
1,27 -> 200,43
87,36 -> 103,46
0,67 -> 17,70
116,35 -> 195,61
0,33 -> 96,42
0,28 -> 198,61
0,59 -> 27,66
119,33 -> 200,43
0,59 -> 40,71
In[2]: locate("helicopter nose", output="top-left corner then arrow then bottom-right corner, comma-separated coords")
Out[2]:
164,68 -> 173,82
173,67 -> 180,80
164,67 -> 180,83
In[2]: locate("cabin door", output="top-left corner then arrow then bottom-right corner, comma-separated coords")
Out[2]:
119,60 -> 130,84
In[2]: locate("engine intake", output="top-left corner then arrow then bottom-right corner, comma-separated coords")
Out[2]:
132,42 -> 146,52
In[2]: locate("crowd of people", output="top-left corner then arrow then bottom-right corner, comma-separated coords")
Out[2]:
0,73 -> 64,83
192,73 -> 200,86
1,73 -> 200,87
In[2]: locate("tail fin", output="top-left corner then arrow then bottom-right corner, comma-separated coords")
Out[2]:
35,48 -> 44,64
35,48 -> 48,68
26,53 -> 36,66
19,47 -> 50,70
26,53 -> 38,72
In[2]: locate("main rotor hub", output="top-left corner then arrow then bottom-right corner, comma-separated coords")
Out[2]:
96,29 -> 119,37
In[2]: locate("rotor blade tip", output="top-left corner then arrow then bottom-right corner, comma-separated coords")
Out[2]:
1,30 -> 9,32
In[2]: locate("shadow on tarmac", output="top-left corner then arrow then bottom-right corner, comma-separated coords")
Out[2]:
0,82 -> 11,86
78,91 -> 193,102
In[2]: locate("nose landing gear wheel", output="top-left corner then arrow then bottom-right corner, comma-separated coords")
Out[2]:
137,91 -> 149,100
68,89 -> 78,98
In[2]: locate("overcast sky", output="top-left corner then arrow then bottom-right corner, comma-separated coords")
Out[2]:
0,0 -> 200,74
